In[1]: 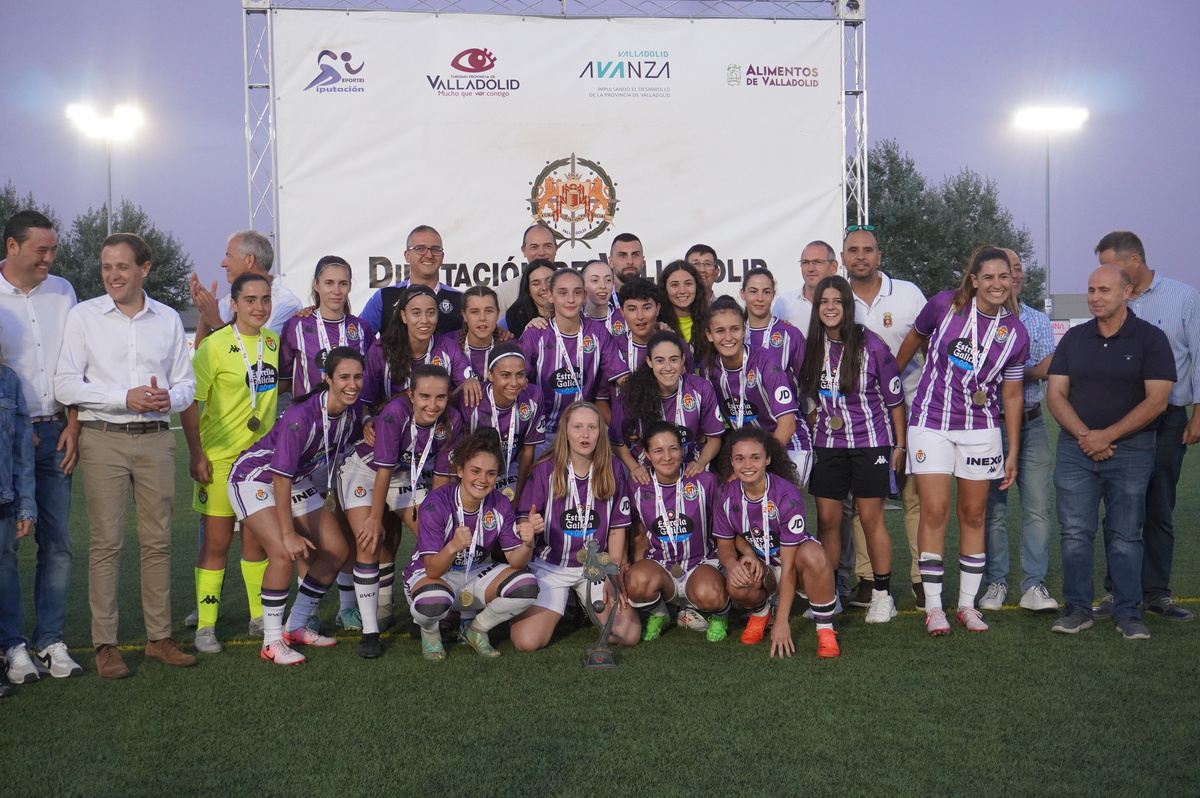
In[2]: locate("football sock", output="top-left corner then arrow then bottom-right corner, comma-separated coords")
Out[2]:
195,567 -> 224,629
353,562 -> 380,635
337,569 -> 356,611
810,599 -> 837,631
286,576 -> 331,633
240,559 -> 267,619
919,552 -> 944,613
873,571 -> 892,595
958,553 -> 986,610
261,587 -> 289,646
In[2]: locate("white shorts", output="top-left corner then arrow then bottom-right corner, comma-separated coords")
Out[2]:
528,559 -> 600,615
788,449 -> 813,488
228,473 -> 323,521
646,558 -> 722,605
337,451 -> 432,511
405,562 -> 506,610
907,426 -> 1003,480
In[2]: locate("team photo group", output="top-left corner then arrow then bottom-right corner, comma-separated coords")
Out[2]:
0,211 -> 1195,692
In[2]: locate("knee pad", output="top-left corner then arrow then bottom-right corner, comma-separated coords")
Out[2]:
410,583 -> 454,619
496,569 -> 540,600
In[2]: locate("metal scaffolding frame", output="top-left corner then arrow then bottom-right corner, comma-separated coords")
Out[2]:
242,0 -> 868,248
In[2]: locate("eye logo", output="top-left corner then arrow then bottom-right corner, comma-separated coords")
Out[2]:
451,48 -> 497,73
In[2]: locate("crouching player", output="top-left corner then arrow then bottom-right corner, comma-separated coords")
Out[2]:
714,427 -> 839,658
625,422 -> 731,642
403,431 -> 538,661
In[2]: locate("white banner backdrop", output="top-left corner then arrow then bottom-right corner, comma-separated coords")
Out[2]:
273,9 -> 844,308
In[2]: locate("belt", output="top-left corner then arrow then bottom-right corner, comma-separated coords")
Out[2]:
81,420 -> 170,435
31,412 -> 65,424
999,403 -> 1041,424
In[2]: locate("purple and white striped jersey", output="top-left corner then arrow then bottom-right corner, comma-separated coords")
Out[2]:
587,306 -> 628,339
712,475 -> 812,568
402,484 -> 522,581
354,394 -> 461,476
609,374 -> 726,465
746,317 -> 807,394
705,347 -> 809,453
230,391 -> 363,485
279,313 -> 374,396
630,471 -> 719,570
361,339 -> 476,406
810,329 -> 905,449
519,318 -> 630,433
456,382 -> 548,461
517,458 -> 633,568
910,291 -> 1030,431
436,332 -> 496,384
616,336 -> 697,374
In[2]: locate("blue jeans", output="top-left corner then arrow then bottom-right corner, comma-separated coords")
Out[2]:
0,419 -> 74,650
1141,406 -> 1188,600
1056,430 -> 1155,621
984,413 -> 1053,591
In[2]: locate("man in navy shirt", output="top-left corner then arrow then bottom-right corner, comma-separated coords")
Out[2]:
361,225 -> 463,336
1046,265 -> 1175,640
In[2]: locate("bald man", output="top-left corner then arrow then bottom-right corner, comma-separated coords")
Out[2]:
979,248 -> 1059,614
1047,265 -> 1174,638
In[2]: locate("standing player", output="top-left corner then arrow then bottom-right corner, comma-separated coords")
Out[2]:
279,256 -> 373,397
509,402 -> 641,651
713,427 -> 839,658
403,432 -> 539,661
228,347 -> 364,665
658,261 -> 708,344
625,422 -> 731,642
742,267 -> 807,395
181,273 -> 279,653
582,260 -> 627,337
449,285 -> 506,380
798,276 -> 906,623
896,247 -> 1030,635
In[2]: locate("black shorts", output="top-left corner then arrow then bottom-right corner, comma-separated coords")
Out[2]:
808,446 -> 892,500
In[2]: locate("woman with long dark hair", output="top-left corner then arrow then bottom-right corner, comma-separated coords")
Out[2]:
450,284 -> 505,380
227,347 -> 364,665
504,259 -> 557,337
713,426 -> 839,658
741,267 -> 806,395
657,260 -> 708,344
798,275 -> 907,624
896,246 -> 1029,636
610,331 -> 724,485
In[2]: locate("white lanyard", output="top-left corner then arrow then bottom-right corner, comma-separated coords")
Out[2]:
315,314 -> 346,362
566,464 -> 595,541
626,336 -> 640,369
720,347 -> 749,429
454,486 -> 485,572
232,326 -> 264,413
823,338 -> 843,407
969,298 -> 1003,389
409,416 -> 437,496
488,383 -> 518,474
651,475 -> 685,564
740,475 -> 772,563
320,393 -> 348,497
753,317 -> 776,350
551,319 -> 584,393
384,342 -> 434,400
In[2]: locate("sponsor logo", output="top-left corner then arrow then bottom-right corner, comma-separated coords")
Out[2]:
883,312 -> 893,328
915,449 -> 926,463
578,52 -> 671,99
948,338 -> 980,371
246,363 -> 279,393
560,508 -> 599,537
655,513 -> 693,540
619,496 -> 631,516
728,63 -> 819,88
291,487 -> 318,504
529,154 -> 618,248
727,64 -> 743,87
304,50 -> 366,94
966,455 -> 1003,467
683,481 -> 699,502
551,367 -> 582,395
995,325 -> 1010,343
427,46 -> 520,96
255,488 -> 269,501
354,486 -> 367,498
890,376 -> 902,395
200,595 -> 219,605
787,516 -> 806,533
682,393 -> 698,413
774,386 -> 792,404
874,455 -> 888,465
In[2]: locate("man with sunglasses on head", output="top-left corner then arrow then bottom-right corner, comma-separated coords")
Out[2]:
774,240 -> 840,332
838,224 -> 928,608
362,225 -> 463,336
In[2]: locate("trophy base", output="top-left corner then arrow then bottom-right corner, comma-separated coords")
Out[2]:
583,645 -> 618,669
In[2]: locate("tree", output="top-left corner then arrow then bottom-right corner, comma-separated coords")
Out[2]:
57,200 -> 193,310
0,181 -> 65,237
853,140 -> 1046,308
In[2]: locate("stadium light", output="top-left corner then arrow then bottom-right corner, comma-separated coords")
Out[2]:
67,104 -> 144,236
1014,106 -> 1089,317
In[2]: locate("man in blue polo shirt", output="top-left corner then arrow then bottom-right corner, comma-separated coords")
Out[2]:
361,225 -> 463,336
1047,265 -> 1175,639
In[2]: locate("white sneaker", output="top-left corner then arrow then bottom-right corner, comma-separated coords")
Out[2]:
676,606 -> 710,632
34,642 -> 83,678
194,626 -> 223,654
185,608 -> 199,628
864,590 -> 898,624
247,616 -> 265,637
1019,584 -> 1059,612
5,644 -> 40,684
979,583 -> 1007,611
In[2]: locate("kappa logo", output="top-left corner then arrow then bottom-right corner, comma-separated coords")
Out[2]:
582,334 -> 597,354
354,486 -> 367,498
765,500 -> 778,520
682,393 -> 698,413
995,325 -> 1010,344
874,455 -> 888,465
200,596 -> 219,605
304,50 -> 366,93
255,488 -> 269,501
770,331 -> 784,348
683,481 -> 699,502
529,153 -> 618,249
915,449 -> 926,463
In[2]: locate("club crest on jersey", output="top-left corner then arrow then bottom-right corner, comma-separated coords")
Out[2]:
198,488 -> 208,504
683,481 -> 699,501
916,449 -> 926,463
612,319 -> 626,336
518,402 -> 534,421
682,393 -> 698,413
265,338 -> 277,352
434,422 -> 448,440
883,312 -> 893,328
347,323 -> 361,341
746,369 -> 759,388
770,331 -> 784,348
354,486 -> 367,498
582,334 -> 597,354
431,355 -> 446,368
995,325 -> 1010,343
440,299 -> 453,314
483,509 -> 499,531
766,500 -> 778,520
255,489 -> 269,501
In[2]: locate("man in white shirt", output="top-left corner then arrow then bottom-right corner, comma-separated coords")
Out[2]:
840,226 -> 928,607
773,240 -> 840,333
55,233 -> 197,679
188,230 -> 302,346
0,210 -> 83,684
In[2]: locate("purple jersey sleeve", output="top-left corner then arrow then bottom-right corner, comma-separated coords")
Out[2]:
596,323 -> 631,385
372,396 -> 411,470
711,481 -> 737,540
362,342 -> 389,406
695,378 -> 728,437
517,459 -> 550,519
609,466 -> 633,529
775,481 -> 809,546
433,408 -> 464,476
491,493 -> 523,552
279,316 -> 301,385
414,486 -> 455,560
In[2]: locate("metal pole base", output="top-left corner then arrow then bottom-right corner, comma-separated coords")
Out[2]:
584,645 -> 618,668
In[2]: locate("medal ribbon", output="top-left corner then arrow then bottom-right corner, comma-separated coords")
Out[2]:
566,465 -> 595,561
232,325 -> 264,414
720,346 -> 749,429
320,392 -> 348,498
551,319 -> 584,394
969,297 -> 1003,394
823,338 -> 843,429
408,415 -> 437,497
315,314 -> 346,369
488,383 -> 519,476
454,486 -> 486,573
740,474 -> 773,565
652,474 -> 685,567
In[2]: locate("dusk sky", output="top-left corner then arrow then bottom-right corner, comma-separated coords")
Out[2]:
3,0 -> 1197,306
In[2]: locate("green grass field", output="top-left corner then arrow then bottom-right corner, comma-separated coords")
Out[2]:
4,426 -> 1197,798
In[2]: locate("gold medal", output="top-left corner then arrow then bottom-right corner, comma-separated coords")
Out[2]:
322,494 -> 337,513
829,416 -> 845,431
576,549 -> 589,564
670,564 -> 684,579
971,390 -> 987,406
501,487 -> 515,501
459,590 -> 474,607
597,552 -> 611,566
247,416 -> 261,432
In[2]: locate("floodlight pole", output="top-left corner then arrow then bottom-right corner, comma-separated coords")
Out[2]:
106,137 -> 114,237
1044,135 -> 1051,318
